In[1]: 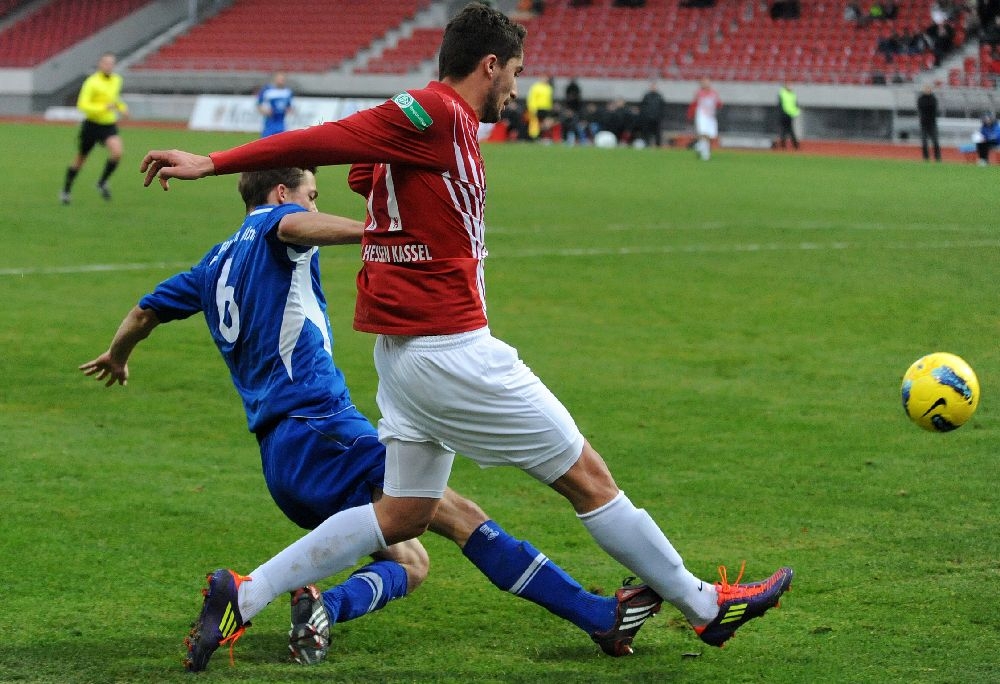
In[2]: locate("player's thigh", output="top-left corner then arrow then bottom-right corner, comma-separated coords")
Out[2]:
259,410 -> 385,529
376,331 -> 583,483
696,113 -> 718,138
105,134 -> 123,158
381,438 -> 454,499
77,123 -> 99,157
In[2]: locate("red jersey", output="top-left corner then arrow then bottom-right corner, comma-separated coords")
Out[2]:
211,81 -> 488,336
686,87 -> 721,120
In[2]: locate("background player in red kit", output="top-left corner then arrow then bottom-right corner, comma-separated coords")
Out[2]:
141,2 -> 793,671
687,77 -> 722,161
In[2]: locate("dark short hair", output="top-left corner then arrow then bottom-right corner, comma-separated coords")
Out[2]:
237,167 -> 314,209
438,2 -> 526,80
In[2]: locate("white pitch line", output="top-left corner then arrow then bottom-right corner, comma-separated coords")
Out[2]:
603,221 -> 981,233
2,239 -> 999,276
0,262 -> 192,277
499,239 -> 1000,259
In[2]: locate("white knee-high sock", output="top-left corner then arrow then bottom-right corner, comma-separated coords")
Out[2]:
238,503 -> 386,620
578,491 -> 717,625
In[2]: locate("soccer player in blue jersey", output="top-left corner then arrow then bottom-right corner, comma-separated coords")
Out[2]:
257,72 -> 294,137
81,167 -> 661,670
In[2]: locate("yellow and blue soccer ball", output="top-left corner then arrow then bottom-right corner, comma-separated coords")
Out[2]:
901,352 -> 980,432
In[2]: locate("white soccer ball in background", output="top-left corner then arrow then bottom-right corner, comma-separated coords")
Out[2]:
594,130 -> 617,148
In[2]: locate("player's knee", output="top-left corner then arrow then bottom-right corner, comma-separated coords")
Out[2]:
373,496 -> 438,545
429,489 -> 489,546
381,516 -> 432,544
549,441 -> 620,514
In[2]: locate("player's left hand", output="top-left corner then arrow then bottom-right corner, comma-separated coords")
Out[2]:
79,354 -> 128,387
140,150 -> 216,190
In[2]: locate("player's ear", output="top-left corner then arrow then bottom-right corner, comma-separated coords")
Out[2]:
484,54 -> 498,78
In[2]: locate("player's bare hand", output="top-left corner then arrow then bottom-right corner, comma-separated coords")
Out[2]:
79,354 -> 128,387
140,150 -> 215,190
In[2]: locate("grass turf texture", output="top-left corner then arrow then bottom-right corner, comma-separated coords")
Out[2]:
1,122 -> 998,683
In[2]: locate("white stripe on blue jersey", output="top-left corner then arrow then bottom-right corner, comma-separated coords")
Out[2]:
139,203 -> 352,433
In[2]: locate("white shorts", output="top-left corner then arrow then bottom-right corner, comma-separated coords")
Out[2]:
695,112 -> 718,138
374,328 -> 584,495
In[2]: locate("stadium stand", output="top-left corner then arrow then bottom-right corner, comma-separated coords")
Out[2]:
1,0 -> 993,144
948,44 -> 1000,88
11,0 -> 962,89
514,0 -> 965,85
356,26 -> 443,74
0,0 -> 150,67
131,0 -> 432,73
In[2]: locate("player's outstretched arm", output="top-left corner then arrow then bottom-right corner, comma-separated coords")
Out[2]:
79,306 -> 161,387
140,150 -> 216,190
277,213 -> 365,247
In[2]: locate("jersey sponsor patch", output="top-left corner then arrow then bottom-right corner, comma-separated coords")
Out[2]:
392,93 -> 433,131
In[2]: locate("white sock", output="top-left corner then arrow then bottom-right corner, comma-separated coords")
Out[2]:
238,503 -> 386,620
578,491 -> 718,625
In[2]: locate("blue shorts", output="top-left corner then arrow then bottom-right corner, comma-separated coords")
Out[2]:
257,406 -> 386,530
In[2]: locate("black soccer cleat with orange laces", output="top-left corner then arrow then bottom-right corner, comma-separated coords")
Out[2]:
591,578 -> 663,656
183,568 -> 250,672
694,563 -> 793,647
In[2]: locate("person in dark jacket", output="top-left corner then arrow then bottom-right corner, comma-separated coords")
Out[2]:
637,81 -> 667,147
916,83 -> 941,162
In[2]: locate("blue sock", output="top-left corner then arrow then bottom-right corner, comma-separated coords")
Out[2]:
462,519 -> 616,634
321,560 -> 409,624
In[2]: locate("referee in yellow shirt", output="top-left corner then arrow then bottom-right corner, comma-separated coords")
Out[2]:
61,52 -> 128,204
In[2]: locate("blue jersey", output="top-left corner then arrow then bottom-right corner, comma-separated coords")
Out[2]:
257,84 -> 293,137
139,203 -> 353,433
980,120 -> 1000,143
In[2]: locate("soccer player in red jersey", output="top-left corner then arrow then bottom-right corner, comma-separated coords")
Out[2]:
141,2 -> 792,670
687,77 -> 722,161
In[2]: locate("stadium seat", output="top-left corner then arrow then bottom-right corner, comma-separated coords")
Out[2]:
132,0 -> 432,74
490,0 -> 955,86
0,0 -> 150,67
357,26 -> 442,74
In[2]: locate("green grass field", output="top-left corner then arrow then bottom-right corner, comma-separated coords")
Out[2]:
1,121 -> 998,683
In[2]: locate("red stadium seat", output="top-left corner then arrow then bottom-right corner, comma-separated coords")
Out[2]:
132,0 -> 433,74
0,0 -> 150,67
483,0 -> 957,86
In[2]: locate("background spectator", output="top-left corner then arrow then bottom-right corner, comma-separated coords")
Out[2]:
770,0 -> 801,20
637,80 -> 667,147
844,1 -> 861,22
526,75 -> 555,140
916,83 -> 941,161
501,96 -> 530,141
561,78 -> 587,144
975,111 -> 1000,165
777,82 -> 801,149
